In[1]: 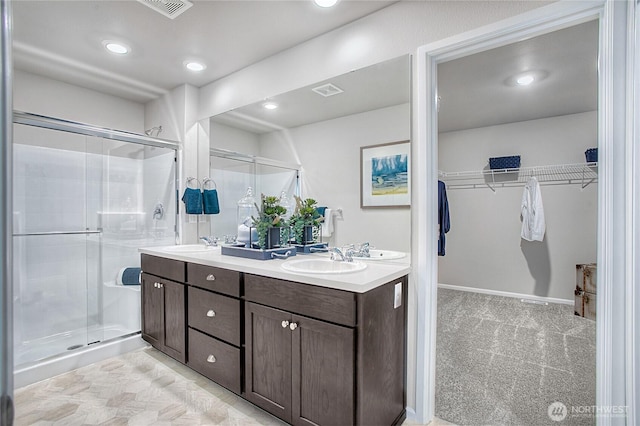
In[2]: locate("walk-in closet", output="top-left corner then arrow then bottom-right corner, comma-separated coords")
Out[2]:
435,20 -> 598,425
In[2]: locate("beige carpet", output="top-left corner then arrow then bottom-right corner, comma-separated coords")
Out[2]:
435,288 -> 597,426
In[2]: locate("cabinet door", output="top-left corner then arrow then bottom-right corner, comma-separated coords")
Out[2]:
291,315 -> 355,426
245,302 -> 292,423
141,273 -> 164,348
162,279 -> 186,363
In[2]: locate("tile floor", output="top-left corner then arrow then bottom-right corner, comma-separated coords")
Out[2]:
14,346 -> 453,426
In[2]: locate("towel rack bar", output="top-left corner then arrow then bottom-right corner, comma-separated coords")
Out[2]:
13,230 -> 103,237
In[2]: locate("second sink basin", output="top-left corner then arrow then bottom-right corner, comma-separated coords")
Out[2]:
281,258 -> 367,274
355,249 -> 406,261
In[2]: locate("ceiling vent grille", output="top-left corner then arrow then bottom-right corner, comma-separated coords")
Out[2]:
137,0 -> 193,19
311,83 -> 344,97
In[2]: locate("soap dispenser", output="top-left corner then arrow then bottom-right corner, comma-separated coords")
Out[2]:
237,187 -> 258,246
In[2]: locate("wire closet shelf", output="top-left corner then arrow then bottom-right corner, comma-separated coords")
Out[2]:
439,162 -> 598,192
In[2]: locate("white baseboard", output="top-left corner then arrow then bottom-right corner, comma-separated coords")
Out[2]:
438,283 -> 573,306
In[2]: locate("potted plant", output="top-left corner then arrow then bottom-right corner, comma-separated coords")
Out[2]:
289,196 -> 323,245
252,194 -> 287,249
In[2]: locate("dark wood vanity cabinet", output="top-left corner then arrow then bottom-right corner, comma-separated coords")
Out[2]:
140,254 -> 187,363
140,253 -> 407,426
185,264 -> 242,394
245,301 -> 355,425
140,273 -> 186,363
244,273 -> 407,426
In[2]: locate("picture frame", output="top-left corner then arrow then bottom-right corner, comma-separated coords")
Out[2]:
360,140 -> 411,208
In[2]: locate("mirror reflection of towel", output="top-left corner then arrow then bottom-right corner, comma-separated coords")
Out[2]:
203,189 -> 220,214
181,188 -> 203,214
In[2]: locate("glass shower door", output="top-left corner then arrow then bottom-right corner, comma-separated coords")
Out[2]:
12,124 -> 97,365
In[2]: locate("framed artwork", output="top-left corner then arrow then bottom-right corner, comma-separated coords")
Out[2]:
360,140 -> 410,208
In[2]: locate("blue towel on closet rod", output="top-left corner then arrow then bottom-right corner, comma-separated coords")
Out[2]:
203,189 -> 220,214
181,188 -> 203,214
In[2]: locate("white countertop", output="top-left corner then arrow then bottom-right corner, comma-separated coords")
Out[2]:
138,245 -> 411,293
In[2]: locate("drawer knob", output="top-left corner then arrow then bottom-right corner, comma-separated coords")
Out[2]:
289,322 -> 298,331
207,355 -> 216,363
206,274 -> 216,281
206,309 -> 216,318
281,320 -> 289,328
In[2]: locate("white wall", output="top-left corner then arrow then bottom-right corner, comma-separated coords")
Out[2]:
438,111 -> 597,300
14,70 -> 144,133
210,121 -> 260,155
260,104 -> 411,252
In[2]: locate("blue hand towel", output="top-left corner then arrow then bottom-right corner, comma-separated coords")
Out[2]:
315,206 -> 327,217
118,267 -> 141,285
181,188 -> 203,214
203,189 -> 220,215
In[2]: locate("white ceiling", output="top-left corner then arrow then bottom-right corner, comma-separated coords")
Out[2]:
11,0 -> 396,103
211,55 -> 410,133
11,2 -> 598,133
437,20 -> 599,133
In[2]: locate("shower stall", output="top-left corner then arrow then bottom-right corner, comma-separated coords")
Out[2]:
11,112 -> 178,386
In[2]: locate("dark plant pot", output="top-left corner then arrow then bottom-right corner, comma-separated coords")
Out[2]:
302,225 -> 315,245
265,226 -> 281,249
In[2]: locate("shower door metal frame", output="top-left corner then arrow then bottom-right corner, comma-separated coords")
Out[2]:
1,0 -> 13,424
11,111 -> 180,369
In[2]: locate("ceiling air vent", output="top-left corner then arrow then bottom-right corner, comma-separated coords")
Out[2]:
311,83 -> 344,98
137,0 -> 193,20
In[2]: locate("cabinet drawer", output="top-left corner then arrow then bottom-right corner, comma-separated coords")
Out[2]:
188,286 -> 240,346
187,263 -> 240,297
245,274 -> 356,327
188,328 -> 241,394
141,254 -> 185,283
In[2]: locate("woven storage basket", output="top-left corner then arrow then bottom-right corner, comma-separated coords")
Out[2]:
489,155 -> 521,170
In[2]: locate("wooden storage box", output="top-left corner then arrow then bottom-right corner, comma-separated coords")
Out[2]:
575,263 -> 596,320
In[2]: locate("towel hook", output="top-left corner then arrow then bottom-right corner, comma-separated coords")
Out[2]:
186,177 -> 201,189
203,178 -> 217,190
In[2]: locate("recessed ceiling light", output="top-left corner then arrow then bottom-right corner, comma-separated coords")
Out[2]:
185,61 -> 206,72
263,102 -> 278,110
505,70 -> 549,87
516,75 -> 535,86
103,41 -> 129,55
314,0 -> 338,7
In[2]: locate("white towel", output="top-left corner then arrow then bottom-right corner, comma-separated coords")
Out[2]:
521,176 -> 545,242
321,208 -> 333,237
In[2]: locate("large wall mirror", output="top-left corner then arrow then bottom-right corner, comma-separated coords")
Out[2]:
204,54 -> 412,252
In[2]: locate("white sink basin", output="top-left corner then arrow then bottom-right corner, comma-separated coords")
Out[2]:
354,249 -> 406,261
163,244 -> 219,253
281,258 -> 367,274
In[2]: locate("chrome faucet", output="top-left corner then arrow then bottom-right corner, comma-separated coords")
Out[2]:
355,242 -> 371,258
199,236 -> 218,247
330,247 -> 353,262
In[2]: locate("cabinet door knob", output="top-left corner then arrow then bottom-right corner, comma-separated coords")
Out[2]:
281,320 -> 290,328
207,355 -> 216,363
154,282 -> 161,288
159,283 -> 163,288
289,322 -> 298,331
206,309 -> 216,318
206,274 -> 216,281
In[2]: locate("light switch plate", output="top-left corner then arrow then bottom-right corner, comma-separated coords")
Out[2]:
394,282 -> 402,309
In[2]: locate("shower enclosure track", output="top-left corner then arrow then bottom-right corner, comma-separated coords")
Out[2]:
13,230 -> 102,237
